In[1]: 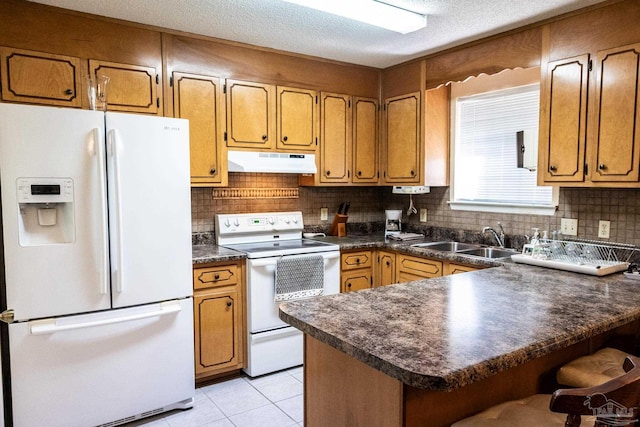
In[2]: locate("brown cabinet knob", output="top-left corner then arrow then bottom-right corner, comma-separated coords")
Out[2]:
326,170 -> 331,176
410,170 -> 415,176
356,258 -> 361,264
210,168 -> 216,175
549,165 -> 557,171
226,301 -> 232,307
283,136 -> 288,141
214,274 -> 220,280
347,283 -> 352,288
64,89 -> 73,95
599,164 -> 606,170
386,261 -> 390,267
262,135 -> 267,141
358,171 -> 362,176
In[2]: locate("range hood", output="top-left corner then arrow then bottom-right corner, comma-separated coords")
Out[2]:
228,151 -> 317,174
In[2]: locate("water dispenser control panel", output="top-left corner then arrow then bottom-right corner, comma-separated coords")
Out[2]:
17,178 -> 74,204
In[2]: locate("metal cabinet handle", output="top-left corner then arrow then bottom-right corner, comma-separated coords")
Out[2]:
64,89 -> 73,95
599,164 -> 606,170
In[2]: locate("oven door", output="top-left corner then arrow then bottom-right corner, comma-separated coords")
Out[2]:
246,251 -> 340,333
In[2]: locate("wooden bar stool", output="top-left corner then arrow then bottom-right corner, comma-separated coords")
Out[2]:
452,356 -> 640,427
557,347 -> 632,388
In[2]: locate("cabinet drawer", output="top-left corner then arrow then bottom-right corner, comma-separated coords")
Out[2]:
447,263 -> 482,275
193,264 -> 239,290
341,251 -> 373,270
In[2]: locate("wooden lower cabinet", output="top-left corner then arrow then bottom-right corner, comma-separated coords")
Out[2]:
193,261 -> 245,380
369,250 -> 485,288
341,250 -> 373,292
446,263 -> 482,275
396,253 -> 443,282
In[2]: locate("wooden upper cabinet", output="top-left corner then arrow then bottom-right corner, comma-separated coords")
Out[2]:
589,43 -> 640,183
383,92 -> 421,184
277,86 -> 317,152
353,97 -> 379,184
539,55 -> 589,183
320,92 -> 351,183
89,60 -> 159,114
0,47 -> 82,107
173,72 -> 227,187
226,79 -> 276,150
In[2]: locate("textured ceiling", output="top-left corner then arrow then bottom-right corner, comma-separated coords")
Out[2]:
28,0 -> 607,68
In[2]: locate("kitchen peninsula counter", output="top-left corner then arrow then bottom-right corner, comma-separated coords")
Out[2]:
279,262 -> 640,426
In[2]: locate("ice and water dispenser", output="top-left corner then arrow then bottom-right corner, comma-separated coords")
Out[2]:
16,178 -> 75,246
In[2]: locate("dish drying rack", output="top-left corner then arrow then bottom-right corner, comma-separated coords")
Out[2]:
511,238 -> 637,276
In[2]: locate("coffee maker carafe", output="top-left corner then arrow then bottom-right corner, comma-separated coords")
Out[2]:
385,210 -> 402,237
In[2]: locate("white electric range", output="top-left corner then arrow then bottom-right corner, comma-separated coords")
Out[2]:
216,211 -> 340,376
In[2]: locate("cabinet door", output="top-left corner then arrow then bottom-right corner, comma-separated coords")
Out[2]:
320,92 -> 351,183
90,60 -> 159,114
194,289 -> 242,375
396,254 -> 442,282
377,251 -> 396,286
173,72 -> 227,186
226,79 -> 276,149
539,55 -> 589,183
384,92 -> 421,183
353,97 -> 379,183
277,86 -> 317,152
341,270 -> 372,293
0,47 -> 82,107
589,43 -> 640,183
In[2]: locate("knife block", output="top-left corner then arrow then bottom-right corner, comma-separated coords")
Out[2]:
329,214 -> 348,237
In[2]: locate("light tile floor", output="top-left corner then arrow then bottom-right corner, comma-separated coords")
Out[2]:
126,367 -> 304,427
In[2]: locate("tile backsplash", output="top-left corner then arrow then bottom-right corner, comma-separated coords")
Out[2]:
192,173 -> 640,247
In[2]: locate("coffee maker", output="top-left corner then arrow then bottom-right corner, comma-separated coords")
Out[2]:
385,210 -> 402,237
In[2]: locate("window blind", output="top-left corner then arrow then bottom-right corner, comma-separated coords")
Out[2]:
454,84 -> 553,206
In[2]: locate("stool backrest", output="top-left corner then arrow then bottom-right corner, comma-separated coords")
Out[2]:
550,356 -> 640,427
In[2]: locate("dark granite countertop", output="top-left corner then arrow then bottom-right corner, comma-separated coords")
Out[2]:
279,262 -> 640,391
192,244 -> 246,265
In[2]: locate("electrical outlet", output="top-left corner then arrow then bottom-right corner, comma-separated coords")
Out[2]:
598,220 -> 611,239
420,208 -> 427,222
560,218 -> 578,236
320,207 -> 328,221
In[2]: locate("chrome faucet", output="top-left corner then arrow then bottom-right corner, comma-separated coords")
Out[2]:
482,222 -> 505,248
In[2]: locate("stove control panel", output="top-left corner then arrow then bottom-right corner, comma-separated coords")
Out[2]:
216,211 -> 304,237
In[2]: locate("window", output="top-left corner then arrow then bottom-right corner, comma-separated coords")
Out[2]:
450,70 -> 557,215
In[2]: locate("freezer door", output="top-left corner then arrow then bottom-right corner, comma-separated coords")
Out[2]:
105,113 -> 192,307
8,298 -> 195,427
0,104 -> 111,320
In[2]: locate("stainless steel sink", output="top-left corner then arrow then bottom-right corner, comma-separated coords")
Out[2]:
411,241 -> 482,252
457,247 -> 517,259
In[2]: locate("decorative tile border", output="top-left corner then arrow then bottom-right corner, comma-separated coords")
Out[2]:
212,187 -> 299,199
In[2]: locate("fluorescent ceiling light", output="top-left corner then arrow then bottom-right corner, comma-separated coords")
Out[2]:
282,0 -> 427,34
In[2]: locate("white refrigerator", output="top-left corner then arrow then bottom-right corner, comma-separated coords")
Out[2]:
0,103 -> 194,427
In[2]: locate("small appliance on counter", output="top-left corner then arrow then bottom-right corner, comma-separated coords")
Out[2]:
385,209 -> 402,237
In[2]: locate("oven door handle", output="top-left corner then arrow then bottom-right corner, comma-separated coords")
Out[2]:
249,251 -> 340,267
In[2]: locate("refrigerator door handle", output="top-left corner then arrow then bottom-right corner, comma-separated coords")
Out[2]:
108,129 -> 125,293
28,300 -> 183,335
91,128 -> 110,295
